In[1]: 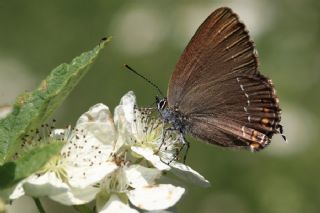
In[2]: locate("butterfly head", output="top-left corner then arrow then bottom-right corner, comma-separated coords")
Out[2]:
156,96 -> 168,111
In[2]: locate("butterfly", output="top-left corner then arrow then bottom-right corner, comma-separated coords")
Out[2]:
154,7 -> 286,159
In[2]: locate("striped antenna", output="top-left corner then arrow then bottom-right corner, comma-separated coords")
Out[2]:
124,64 -> 164,97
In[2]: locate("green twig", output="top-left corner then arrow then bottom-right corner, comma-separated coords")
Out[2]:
33,197 -> 46,213
73,204 -> 94,213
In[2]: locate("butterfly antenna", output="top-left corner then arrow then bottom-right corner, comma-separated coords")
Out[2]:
124,64 -> 164,97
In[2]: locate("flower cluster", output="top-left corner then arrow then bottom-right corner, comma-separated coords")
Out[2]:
10,92 -> 210,212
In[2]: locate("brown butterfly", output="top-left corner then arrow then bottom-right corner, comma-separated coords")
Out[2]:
154,7 -> 286,158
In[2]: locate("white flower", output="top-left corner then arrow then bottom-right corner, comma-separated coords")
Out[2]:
10,103 -> 118,205
95,92 -> 187,212
96,163 -> 185,212
116,91 -> 210,187
10,91 -> 209,212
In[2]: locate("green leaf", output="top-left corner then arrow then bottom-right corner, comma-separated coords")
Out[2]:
0,37 -> 111,164
0,141 -> 64,189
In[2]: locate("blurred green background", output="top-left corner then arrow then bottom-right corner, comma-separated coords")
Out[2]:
1,0 -> 319,212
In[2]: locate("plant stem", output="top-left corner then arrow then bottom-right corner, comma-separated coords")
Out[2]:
33,197 -> 46,213
73,204 -> 94,213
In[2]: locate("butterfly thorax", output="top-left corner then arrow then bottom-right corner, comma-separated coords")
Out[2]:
156,97 -> 187,133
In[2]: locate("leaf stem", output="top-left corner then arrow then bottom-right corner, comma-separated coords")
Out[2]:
33,197 -> 46,213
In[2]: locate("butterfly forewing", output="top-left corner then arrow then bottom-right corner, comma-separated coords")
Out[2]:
167,7 -> 282,150
167,7 -> 258,107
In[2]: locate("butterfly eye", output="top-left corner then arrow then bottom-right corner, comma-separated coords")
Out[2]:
157,99 -> 167,110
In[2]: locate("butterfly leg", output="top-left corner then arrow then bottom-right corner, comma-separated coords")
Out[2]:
157,125 -> 177,153
158,127 -> 179,165
182,135 -> 190,163
169,134 -> 190,164
158,122 -> 167,152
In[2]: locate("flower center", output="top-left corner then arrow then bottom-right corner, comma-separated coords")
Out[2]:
133,109 -> 183,159
132,109 -> 164,149
37,155 -> 68,183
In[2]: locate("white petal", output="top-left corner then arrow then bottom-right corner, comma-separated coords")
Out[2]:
76,103 -> 117,145
22,172 -> 69,197
125,165 -> 161,188
50,129 -> 66,140
50,185 -> 99,205
131,146 -> 170,171
99,194 -> 139,213
66,162 -> 118,189
113,91 -> 137,148
169,161 -> 211,187
77,103 -> 112,124
59,103 -> 118,188
9,181 -> 25,200
115,91 -> 136,125
0,105 -> 12,119
127,184 -> 185,211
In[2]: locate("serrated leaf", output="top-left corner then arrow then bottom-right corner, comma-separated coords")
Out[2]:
0,37 -> 111,164
0,141 -> 63,189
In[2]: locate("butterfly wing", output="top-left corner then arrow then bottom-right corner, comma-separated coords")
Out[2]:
167,7 -> 283,149
186,74 -> 281,150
